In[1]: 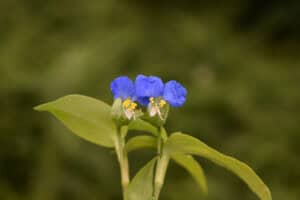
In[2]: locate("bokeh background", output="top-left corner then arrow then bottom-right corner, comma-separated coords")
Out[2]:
1,0 -> 300,199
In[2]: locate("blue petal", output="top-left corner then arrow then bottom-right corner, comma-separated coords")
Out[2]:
135,74 -> 164,105
163,80 -> 187,107
110,76 -> 135,100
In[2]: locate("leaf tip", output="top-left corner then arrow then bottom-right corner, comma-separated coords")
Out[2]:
263,186 -> 272,200
202,185 -> 208,196
34,101 -> 54,112
34,104 -> 45,111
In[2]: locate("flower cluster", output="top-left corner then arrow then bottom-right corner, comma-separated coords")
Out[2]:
110,75 -> 187,123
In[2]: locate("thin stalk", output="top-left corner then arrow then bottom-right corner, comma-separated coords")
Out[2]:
115,127 -> 130,200
153,127 -> 170,200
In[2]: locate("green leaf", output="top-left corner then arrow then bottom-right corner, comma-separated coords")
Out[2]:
166,133 -> 272,200
34,94 -> 116,148
127,158 -> 157,200
171,153 -> 208,194
128,119 -> 158,136
125,135 -> 157,153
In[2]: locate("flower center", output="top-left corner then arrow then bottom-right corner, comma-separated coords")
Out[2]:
122,98 -> 140,120
150,97 -> 166,108
148,97 -> 167,120
122,99 -> 137,111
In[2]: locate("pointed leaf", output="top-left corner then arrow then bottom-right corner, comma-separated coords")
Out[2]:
128,119 -> 159,136
166,133 -> 272,200
171,153 -> 208,194
35,94 -> 116,147
127,158 -> 157,200
125,135 -> 157,153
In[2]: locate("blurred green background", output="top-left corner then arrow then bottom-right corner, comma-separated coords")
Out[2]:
1,0 -> 300,199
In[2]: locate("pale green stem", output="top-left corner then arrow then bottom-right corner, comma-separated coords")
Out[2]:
153,127 -> 170,200
115,127 -> 130,200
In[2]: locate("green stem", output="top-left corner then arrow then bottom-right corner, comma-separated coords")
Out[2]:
115,126 -> 130,200
153,127 -> 170,200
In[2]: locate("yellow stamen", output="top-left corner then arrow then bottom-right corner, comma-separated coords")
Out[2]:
122,99 -> 132,108
150,97 -> 155,104
129,102 -> 137,110
123,99 -> 137,112
159,99 -> 166,107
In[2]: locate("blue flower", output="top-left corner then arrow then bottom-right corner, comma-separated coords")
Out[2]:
135,75 -> 164,105
163,80 -> 187,107
110,76 -> 135,100
110,75 -> 187,121
111,76 -> 143,120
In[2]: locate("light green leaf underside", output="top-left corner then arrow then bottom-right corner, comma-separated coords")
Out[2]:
125,135 -> 157,153
166,133 -> 272,200
34,94 -> 116,148
127,158 -> 157,200
128,119 -> 158,136
171,153 -> 208,194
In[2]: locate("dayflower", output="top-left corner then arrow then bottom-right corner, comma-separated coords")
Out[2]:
135,75 -> 187,121
135,74 -> 164,106
110,76 -> 135,100
163,80 -> 187,107
110,76 -> 141,120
